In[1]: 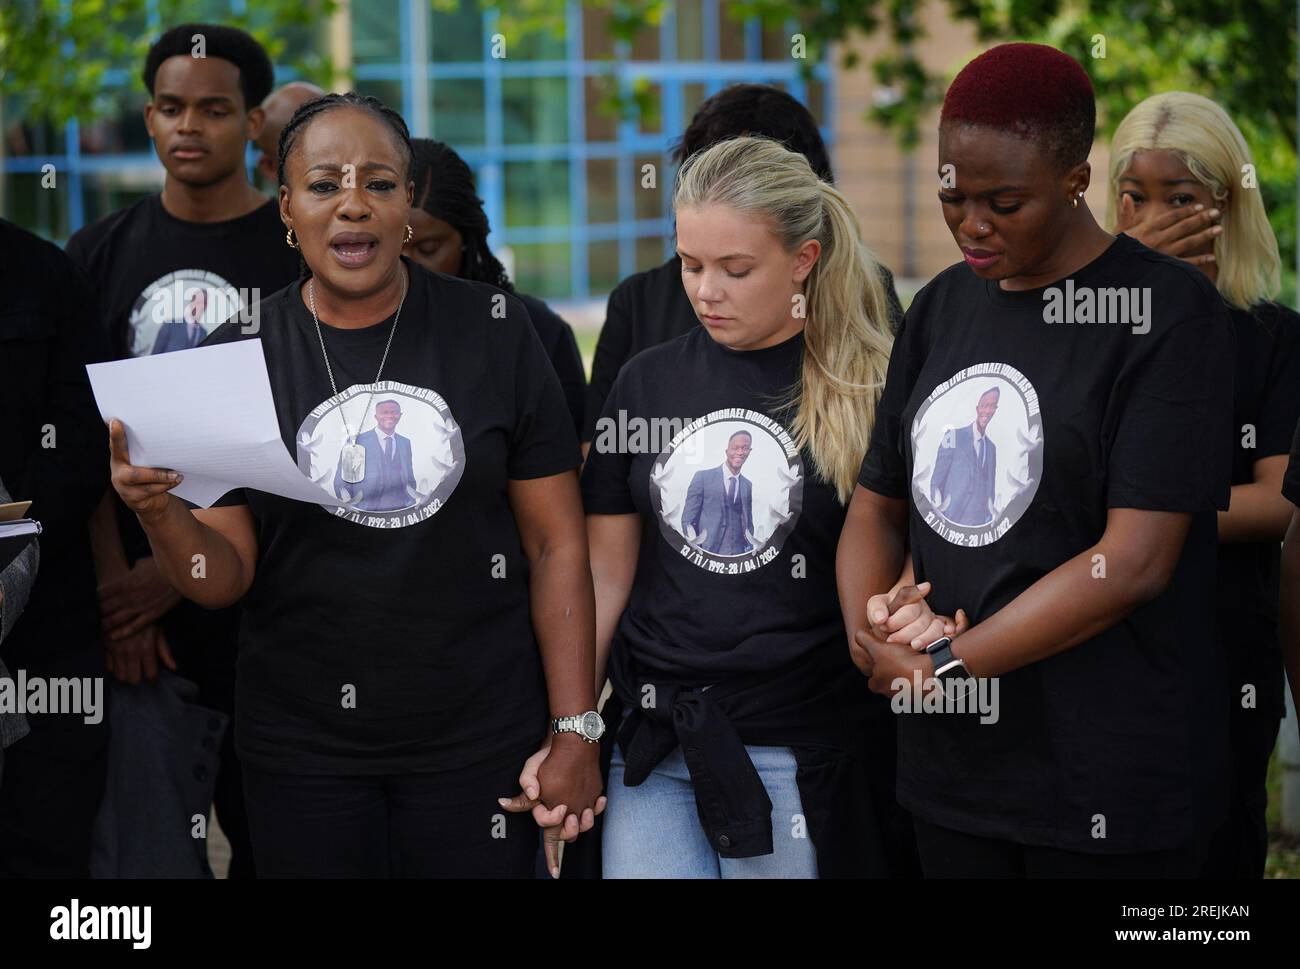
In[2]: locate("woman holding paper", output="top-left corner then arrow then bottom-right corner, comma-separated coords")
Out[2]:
107,92 -> 603,878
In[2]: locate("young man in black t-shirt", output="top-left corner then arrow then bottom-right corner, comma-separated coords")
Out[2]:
65,23 -> 299,878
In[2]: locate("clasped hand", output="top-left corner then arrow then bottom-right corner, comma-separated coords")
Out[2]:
499,733 -> 606,878
850,581 -> 970,696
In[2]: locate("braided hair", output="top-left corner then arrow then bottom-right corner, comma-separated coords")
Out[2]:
276,91 -> 415,188
410,138 -> 514,293
276,92 -> 415,278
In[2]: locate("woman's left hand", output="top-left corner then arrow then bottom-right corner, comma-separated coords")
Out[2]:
871,581 -> 943,647
867,582 -> 971,650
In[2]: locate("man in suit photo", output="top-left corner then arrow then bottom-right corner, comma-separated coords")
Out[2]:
334,399 -> 418,512
681,429 -> 755,556
930,386 -> 1000,526
151,286 -> 209,354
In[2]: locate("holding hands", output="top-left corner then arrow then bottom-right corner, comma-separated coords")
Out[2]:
867,580 -> 967,649
851,582 -> 969,696
500,734 -> 606,878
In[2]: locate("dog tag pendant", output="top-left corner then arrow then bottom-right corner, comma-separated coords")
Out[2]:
340,441 -> 366,483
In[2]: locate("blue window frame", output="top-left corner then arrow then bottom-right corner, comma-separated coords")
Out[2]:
1,0 -> 834,301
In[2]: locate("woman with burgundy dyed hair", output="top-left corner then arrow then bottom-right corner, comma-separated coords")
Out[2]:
838,43 -> 1236,877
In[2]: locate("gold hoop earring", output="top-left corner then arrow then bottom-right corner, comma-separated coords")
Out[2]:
403,224 -> 414,244
1071,194 -> 1081,209
286,227 -> 299,248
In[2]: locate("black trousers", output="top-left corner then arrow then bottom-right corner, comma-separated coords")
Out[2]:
0,648 -> 109,877
168,625 -> 255,879
1200,616 -> 1285,879
241,744 -> 539,878
1200,697 -> 1281,878
913,818 -> 1208,878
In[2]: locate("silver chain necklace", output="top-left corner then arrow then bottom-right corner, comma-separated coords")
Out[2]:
309,269 -> 407,484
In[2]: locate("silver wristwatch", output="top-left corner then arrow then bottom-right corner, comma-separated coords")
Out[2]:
551,710 -> 605,743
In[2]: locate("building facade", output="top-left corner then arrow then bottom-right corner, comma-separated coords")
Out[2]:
1,0 -> 833,304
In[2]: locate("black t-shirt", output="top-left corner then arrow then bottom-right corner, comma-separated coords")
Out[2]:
1217,300 -> 1300,718
580,324 -> 902,874
582,255 -> 905,442
0,219 -> 111,671
1284,417 -> 1300,507
66,194 -> 299,365
858,233 -> 1234,853
582,325 -> 915,879
516,292 -> 586,438
65,194 -> 300,647
582,325 -> 852,685
203,258 -> 581,774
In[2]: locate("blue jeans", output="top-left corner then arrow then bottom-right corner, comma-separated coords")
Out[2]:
603,734 -> 819,879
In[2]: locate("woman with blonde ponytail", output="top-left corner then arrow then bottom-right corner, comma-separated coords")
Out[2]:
580,135 -> 924,878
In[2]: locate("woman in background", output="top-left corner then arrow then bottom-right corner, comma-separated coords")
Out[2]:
404,138 -> 586,437
1110,91 -> 1300,878
581,82 -> 906,454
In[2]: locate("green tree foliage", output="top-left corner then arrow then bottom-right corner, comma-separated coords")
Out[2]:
0,0 -> 337,126
4,0 -> 1293,279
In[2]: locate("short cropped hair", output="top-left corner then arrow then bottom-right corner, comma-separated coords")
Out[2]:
940,43 -> 1095,173
143,23 -> 275,110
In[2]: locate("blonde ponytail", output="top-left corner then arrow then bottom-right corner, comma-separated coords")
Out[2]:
673,136 -> 894,502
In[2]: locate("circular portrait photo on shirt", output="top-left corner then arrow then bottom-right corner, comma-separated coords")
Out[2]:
128,269 -> 244,357
910,363 -> 1043,547
649,408 -> 804,574
295,380 -> 465,528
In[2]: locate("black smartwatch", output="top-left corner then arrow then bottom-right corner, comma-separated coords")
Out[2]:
924,636 -> 975,697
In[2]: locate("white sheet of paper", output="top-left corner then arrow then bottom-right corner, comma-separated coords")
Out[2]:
87,340 -> 339,508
